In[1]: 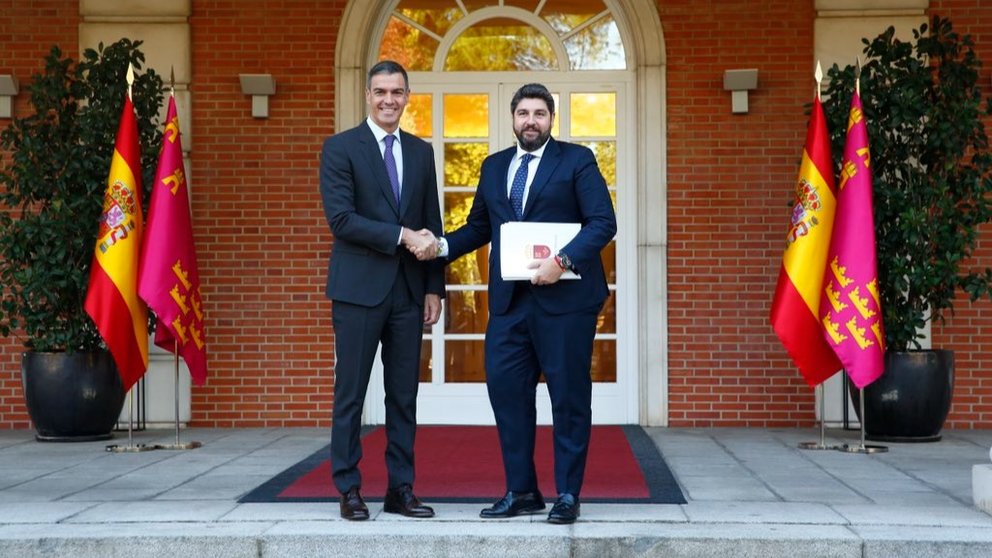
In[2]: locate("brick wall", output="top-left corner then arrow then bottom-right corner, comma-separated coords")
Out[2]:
662,0 -> 819,426
188,1 -> 345,427
3,0 -> 992,430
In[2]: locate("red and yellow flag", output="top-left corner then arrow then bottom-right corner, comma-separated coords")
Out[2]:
85,94 -> 149,391
819,89 -> 885,389
770,96 -> 842,386
138,95 -> 208,385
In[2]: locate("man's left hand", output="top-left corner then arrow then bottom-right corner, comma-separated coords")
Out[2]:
528,258 -> 565,286
423,294 -> 441,325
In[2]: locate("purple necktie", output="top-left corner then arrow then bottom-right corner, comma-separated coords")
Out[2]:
509,153 -> 535,220
384,134 -> 400,204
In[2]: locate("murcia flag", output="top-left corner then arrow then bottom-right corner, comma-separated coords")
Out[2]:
820,89 -> 885,389
138,95 -> 208,385
770,96 -> 842,386
85,94 -> 149,390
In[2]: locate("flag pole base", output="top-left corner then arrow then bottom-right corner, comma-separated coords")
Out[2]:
154,441 -> 202,451
798,441 -> 839,450
105,443 -> 156,453
838,443 -> 888,454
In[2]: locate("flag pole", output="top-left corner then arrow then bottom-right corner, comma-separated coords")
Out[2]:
105,63 -> 154,453
151,69 -> 200,452
840,386 -> 888,453
797,62 -> 837,451
798,383 -> 838,450
835,58 -> 887,455
154,340 -> 201,451
106,385 -> 154,452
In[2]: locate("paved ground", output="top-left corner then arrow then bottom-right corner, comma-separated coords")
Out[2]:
0,426 -> 990,557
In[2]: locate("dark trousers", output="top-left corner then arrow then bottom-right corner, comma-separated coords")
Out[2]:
484,286 -> 598,497
330,271 -> 422,493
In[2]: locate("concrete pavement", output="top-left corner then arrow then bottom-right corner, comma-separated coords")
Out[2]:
0,426 -> 990,557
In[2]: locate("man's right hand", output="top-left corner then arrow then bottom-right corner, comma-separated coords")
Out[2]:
402,227 -> 439,261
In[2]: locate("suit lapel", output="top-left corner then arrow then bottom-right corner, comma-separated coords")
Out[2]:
523,138 -> 561,220
357,123 -> 400,215
492,148 -> 517,221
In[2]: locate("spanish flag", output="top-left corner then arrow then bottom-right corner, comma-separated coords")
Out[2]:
138,94 -> 208,385
84,92 -> 149,391
770,96 -> 842,386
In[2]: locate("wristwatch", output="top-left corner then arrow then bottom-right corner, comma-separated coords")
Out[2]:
556,251 -> 574,272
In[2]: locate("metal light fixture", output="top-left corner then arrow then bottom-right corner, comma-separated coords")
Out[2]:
0,75 -> 19,118
723,69 -> 758,114
239,74 -> 276,119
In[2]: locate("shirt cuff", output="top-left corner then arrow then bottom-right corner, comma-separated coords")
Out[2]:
438,237 -> 449,258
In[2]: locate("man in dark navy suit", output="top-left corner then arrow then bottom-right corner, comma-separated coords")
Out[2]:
319,60 -> 443,521
432,83 -> 616,524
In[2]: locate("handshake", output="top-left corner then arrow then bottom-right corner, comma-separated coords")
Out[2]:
402,227 -> 441,261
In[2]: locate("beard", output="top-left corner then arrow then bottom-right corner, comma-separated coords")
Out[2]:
514,125 -> 551,152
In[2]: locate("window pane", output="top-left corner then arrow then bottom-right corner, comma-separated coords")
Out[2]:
576,141 -> 616,186
541,1 -> 604,34
443,94 -> 488,138
597,289 -> 616,334
460,0 -> 494,11
570,93 -> 615,137
445,19 -> 558,71
504,0 -> 542,11
445,290 -> 488,334
600,239 -> 616,285
401,94 -> 432,138
444,192 -> 490,286
444,340 -> 486,383
444,143 -> 488,186
395,2 -> 465,38
591,339 -> 616,382
380,16 -> 437,71
418,339 -> 432,382
565,16 -> 626,70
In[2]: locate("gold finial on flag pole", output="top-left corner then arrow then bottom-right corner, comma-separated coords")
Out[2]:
855,57 -> 862,96
126,63 -> 134,99
815,60 -> 823,102
170,66 -> 176,97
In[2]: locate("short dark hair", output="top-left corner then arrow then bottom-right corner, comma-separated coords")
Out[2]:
367,60 -> 409,90
510,83 -> 554,115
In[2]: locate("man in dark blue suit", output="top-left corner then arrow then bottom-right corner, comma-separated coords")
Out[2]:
435,83 -> 617,524
319,60 -> 443,521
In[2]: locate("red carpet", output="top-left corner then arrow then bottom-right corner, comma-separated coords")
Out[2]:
241,425 -> 685,504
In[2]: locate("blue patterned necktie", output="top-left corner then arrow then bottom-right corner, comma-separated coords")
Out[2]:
509,153 -> 535,220
383,134 -> 400,204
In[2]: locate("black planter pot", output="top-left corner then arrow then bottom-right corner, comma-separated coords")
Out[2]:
848,349 -> 954,443
21,351 -> 126,442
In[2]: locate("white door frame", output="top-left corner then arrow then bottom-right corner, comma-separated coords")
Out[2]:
335,0 -> 669,426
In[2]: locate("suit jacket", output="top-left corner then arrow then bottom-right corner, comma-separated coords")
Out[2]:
319,122 -> 444,307
446,138 -> 616,315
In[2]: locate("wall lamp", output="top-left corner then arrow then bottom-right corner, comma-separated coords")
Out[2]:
0,75 -> 19,119
239,74 -> 276,119
723,69 -> 758,114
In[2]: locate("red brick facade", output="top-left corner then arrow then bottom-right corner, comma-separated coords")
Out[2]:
1,1 -> 991,429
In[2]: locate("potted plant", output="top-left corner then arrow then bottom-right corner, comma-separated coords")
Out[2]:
0,39 -> 163,441
823,16 -> 992,441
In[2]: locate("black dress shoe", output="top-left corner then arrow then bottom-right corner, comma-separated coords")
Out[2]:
547,493 -> 580,524
479,491 -> 546,518
383,484 -> 435,518
340,487 -> 369,521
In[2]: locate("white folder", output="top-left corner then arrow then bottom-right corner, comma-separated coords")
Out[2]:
500,222 -> 581,281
